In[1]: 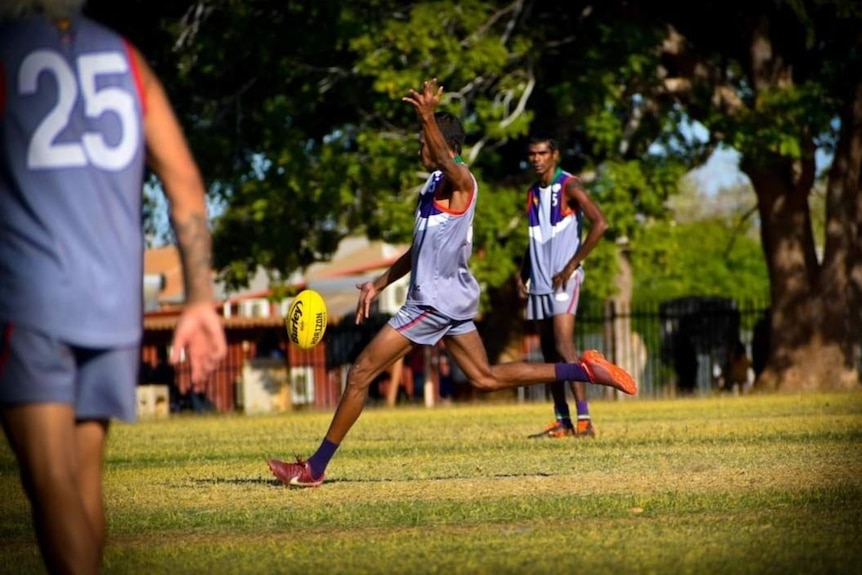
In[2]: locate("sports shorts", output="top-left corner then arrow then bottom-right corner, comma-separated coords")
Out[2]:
0,322 -> 139,421
526,266 -> 584,321
388,303 -> 477,346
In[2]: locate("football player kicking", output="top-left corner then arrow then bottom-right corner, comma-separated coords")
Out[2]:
267,78 -> 636,488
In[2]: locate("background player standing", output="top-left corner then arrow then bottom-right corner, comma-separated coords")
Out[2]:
517,135 -> 609,438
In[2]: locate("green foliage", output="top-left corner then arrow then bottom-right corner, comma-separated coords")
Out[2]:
467,183 -> 526,309
578,238 -> 620,303
84,0 -> 862,388
722,83 -> 836,163
631,217 -> 769,304
92,2 -> 854,281
338,0 -> 544,305
91,1 -> 699,305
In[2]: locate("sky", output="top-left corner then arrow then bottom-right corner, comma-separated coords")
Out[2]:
689,147 -> 749,196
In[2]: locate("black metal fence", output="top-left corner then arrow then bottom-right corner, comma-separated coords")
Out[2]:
144,297 -> 770,413
329,296 -> 770,403
544,296 -> 771,399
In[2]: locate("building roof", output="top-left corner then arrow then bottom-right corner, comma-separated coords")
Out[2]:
305,237 -> 408,280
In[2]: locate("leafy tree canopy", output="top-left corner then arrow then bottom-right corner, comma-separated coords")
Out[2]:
86,1 -> 861,388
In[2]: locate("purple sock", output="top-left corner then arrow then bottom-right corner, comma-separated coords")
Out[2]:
308,438 -> 339,478
555,362 -> 590,383
576,401 -> 590,418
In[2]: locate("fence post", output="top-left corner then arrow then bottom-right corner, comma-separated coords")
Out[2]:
603,299 -> 616,399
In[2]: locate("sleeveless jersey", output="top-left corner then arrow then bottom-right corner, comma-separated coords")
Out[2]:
0,15 -> 147,347
525,168 -> 584,295
406,169 -> 480,320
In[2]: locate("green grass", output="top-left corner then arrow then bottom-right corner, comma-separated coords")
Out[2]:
1,392 -> 861,574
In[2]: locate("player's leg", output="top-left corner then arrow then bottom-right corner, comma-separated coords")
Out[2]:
75,420 -> 109,558
268,325 -> 412,487
552,313 -> 594,437
72,344 -> 138,562
553,268 -> 594,436
445,328 -> 636,395
444,330 -> 565,389
324,325 -> 412,444
384,355 -> 405,407
2,404 -> 101,575
527,318 -> 574,438
0,325 -> 104,574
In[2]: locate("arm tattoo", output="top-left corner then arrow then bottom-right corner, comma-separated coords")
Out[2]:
171,212 -> 214,304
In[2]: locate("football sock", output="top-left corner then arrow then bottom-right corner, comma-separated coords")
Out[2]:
555,362 -> 590,384
576,401 -> 590,419
308,438 -> 339,478
554,403 -> 573,429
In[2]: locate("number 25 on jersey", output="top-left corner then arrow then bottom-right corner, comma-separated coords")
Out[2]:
18,49 -> 139,171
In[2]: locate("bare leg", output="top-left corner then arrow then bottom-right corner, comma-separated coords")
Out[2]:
76,420 -> 109,560
269,327 -> 414,486
446,329 -> 636,396
323,326 -> 413,444
384,355 -> 405,407
538,319 -> 567,406
1,404 -> 104,575
444,331 -> 558,391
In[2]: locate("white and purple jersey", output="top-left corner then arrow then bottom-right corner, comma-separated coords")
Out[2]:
525,168 -> 584,295
406,169 -> 480,320
0,15 -> 147,347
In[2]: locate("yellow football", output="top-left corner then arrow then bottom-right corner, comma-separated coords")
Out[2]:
285,289 -> 328,349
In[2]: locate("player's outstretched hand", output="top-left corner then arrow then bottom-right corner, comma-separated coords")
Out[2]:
170,302 -> 227,384
402,78 -> 443,116
355,281 -> 379,325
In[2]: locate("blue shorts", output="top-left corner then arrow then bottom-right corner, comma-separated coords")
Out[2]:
388,304 -> 477,346
0,323 -> 139,422
526,267 -> 584,321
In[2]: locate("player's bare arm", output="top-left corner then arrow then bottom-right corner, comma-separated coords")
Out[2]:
135,48 -> 214,306
402,78 -> 473,212
552,177 -> 608,290
517,248 -> 531,299
134,47 -> 226,379
355,249 -> 412,323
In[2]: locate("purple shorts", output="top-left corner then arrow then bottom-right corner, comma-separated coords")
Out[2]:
0,322 -> 139,421
388,304 -> 477,346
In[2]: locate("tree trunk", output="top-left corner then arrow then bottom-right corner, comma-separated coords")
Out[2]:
741,16 -> 861,393
746,105 -> 861,393
831,81 -> 862,389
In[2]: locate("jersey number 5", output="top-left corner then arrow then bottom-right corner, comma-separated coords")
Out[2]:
19,49 -> 139,171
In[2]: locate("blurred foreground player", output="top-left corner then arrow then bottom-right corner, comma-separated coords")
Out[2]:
0,2 -> 227,573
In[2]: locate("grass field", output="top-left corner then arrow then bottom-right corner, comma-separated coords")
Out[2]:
1,391 -> 861,574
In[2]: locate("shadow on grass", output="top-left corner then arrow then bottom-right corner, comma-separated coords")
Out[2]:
188,470 -> 556,489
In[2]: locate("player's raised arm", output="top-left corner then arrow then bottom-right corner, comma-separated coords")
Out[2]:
402,78 -> 473,209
